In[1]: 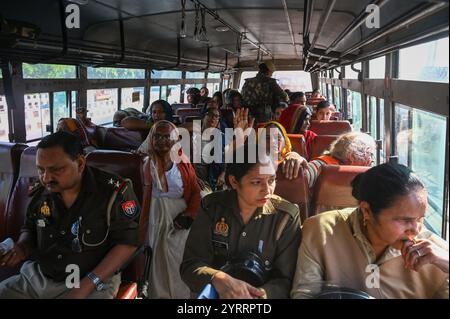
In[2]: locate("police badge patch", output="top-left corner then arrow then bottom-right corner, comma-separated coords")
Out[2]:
121,200 -> 138,218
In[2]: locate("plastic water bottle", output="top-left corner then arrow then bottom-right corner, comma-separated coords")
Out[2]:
0,238 -> 14,255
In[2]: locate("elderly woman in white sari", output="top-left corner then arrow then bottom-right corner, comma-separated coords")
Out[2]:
140,120 -> 201,299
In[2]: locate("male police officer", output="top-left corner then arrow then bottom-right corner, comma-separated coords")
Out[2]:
0,131 -> 140,298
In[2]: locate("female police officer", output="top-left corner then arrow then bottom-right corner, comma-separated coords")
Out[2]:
180,143 -> 301,299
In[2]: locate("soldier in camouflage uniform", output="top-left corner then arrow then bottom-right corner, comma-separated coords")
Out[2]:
241,61 -> 289,124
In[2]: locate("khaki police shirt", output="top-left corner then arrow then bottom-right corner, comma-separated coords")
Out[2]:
181,190 -> 301,298
291,208 -> 449,299
21,166 -> 140,282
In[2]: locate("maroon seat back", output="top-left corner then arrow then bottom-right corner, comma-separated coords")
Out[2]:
309,120 -> 352,135
102,127 -> 144,151
0,143 -> 27,239
274,165 -> 309,224
86,150 -> 148,284
176,108 -> 202,123
310,135 -> 339,159
311,165 -> 369,216
5,147 -> 38,242
86,150 -> 145,204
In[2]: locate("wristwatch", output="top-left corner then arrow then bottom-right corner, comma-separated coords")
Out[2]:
87,272 -> 104,291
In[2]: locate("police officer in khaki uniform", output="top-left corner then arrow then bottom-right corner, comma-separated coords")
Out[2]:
181,143 -> 301,299
0,131 -> 140,299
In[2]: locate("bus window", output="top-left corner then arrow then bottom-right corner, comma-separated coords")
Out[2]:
24,93 -> 50,141
378,98 -> 385,163
121,87 -> 144,110
347,89 -> 362,131
53,91 -> 69,131
369,56 -> 386,79
71,91 -> 78,117
160,86 -> 167,101
0,95 -> 9,142
167,85 -> 181,104
334,86 -> 341,111
368,96 -> 377,138
186,72 -> 205,79
22,63 -> 76,79
272,71 -> 312,93
87,89 -> 118,125
207,73 -> 221,79
345,63 -> 361,79
395,103 -> 447,236
326,84 -> 332,100
150,86 -> 160,104
399,37 -> 449,83
151,70 -> 182,79
87,67 -> 145,79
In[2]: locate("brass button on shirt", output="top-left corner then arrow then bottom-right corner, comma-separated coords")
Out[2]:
181,190 -> 301,298
21,166 -> 140,282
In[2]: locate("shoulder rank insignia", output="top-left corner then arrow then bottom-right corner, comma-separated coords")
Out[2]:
214,218 -> 229,237
121,200 -> 138,218
28,180 -> 42,197
40,201 -> 51,217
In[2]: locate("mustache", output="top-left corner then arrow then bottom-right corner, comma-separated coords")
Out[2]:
45,181 -> 59,187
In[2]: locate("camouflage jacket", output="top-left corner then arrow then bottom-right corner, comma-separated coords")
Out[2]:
241,72 -> 288,123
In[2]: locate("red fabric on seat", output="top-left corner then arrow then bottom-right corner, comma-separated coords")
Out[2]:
309,120 -> 352,135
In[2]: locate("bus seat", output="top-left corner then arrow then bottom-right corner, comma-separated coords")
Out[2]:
1,147 -> 38,282
309,120 -> 352,135
176,108 -> 202,123
311,165 -> 369,216
171,103 -> 193,113
306,97 -> 326,106
102,127 -> 144,151
287,134 -> 307,158
274,165 -> 310,224
85,150 -> 146,204
310,135 -> 339,159
184,115 -> 202,123
0,143 -> 27,240
86,150 -> 149,299
330,112 -> 342,120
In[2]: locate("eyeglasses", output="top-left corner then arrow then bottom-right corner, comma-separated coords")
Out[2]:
206,112 -> 220,119
153,133 -> 174,141
71,216 -> 82,253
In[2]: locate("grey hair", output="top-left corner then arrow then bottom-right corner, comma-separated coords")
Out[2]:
327,132 -> 376,164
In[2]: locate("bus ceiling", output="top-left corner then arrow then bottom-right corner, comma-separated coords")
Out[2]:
0,0 -> 448,72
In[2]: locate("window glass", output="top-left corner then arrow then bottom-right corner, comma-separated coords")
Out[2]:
23,63 -> 76,79
151,70 -> 182,79
71,91 -> 78,118
369,56 -> 385,79
24,93 -> 51,140
345,63 -> 361,79
369,96 -> 377,139
347,89 -> 362,131
160,86 -> 167,101
0,95 -> 9,141
399,37 -> 449,83
121,87 -> 144,110
87,67 -> 144,79
207,72 -> 221,79
186,72 -> 205,79
167,85 -> 181,104
53,92 -> 69,132
150,86 -> 160,105
326,84 -> 332,100
86,89 -> 118,125
333,86 -> 341,111
272,71 -> 312,92
206,83 -> 220,97
395,103 -> 447,235
379,98 -> 385,163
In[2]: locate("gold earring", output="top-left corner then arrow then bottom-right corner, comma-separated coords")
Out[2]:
363,219 -> 367,227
